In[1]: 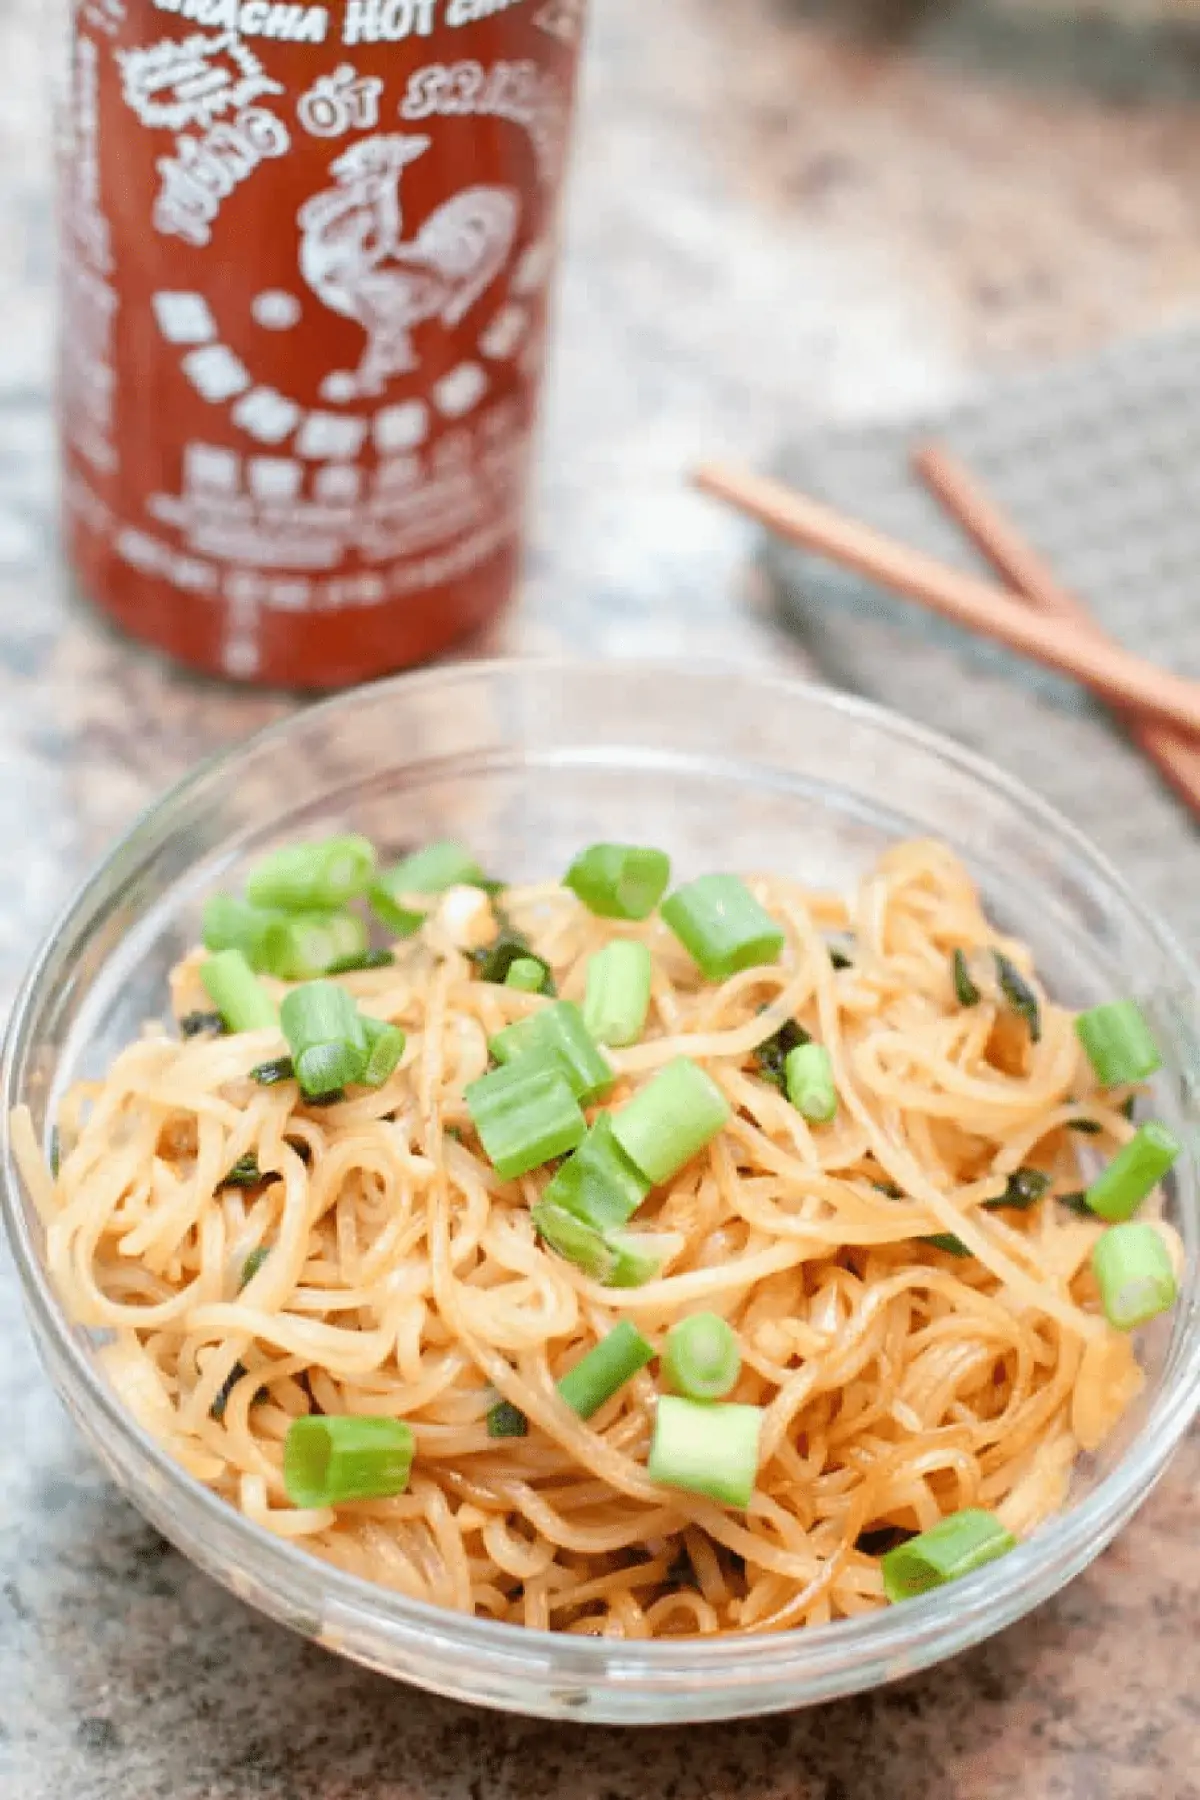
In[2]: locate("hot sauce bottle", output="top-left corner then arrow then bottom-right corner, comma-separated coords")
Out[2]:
59,0 -> 586,686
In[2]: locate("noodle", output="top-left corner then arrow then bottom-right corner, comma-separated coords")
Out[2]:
13,837 -> 1171,1637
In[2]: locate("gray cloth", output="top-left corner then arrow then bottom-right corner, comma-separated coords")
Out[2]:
766,323 -> 1200,947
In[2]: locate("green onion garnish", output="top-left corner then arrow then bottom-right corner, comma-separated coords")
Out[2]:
540,1115 -> 650,1231
582,939 -> 653,1048
201,894 -> 278,965
210,1361 -> 250,1422
563,843 -> 671,921
828,941 -> 855,971
465,1052 -> 587,1180
221,1153 -> 267,1189
648,1396 -> 762,1509
505,957 -> 549,993
986,1168 -> 1050,1212
489,1001 -> 613,1105
359,1017 -> 406,1089
246,834 -> 377,913
784,1042 -> 838,1124
662,1312 -> 741,1401
1067,1115 -> 1103,1135
531,1203 -> 673,1287
1091,1222 -> 1178,1331
257,910 -> 369,982
995,953 -> 1041,1043
754,1017 -> 811,1094
486,1398 -> 529,1439
282,1415 -> 415,1507
952,949 -> 980,1008
279,981 -> 370,1098
1085,1121 -> 1181,1222
239,1246 -> 270,1288
612,1057 -> 730,1186
251,1056 -> 294,1086
472,930 -> 553,991
200,950 -> 279,1034
922,1233 -> 972,1257
1075,1000 -> 1162,1089
179,1010 -> 226,1040
661,875 -> 785,982
369,840 -> 484,936
1057,1190 -> 1092,1215
880,1509 -> 1017,1602
556,1322 -> 654,1420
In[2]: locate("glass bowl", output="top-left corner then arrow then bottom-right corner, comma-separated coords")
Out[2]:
3,658 -> 1198,1724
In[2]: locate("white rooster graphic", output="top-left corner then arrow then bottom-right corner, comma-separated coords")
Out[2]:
297,134 -> 520,399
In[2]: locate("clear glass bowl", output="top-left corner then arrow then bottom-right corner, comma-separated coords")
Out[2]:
3,659 -> 1198,1724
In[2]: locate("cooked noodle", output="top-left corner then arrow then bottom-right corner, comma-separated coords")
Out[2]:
13,838 -> 1169,1636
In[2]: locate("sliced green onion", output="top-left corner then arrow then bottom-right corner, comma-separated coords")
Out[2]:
179,1010 -> 226,1039
251,1056 -> 294,1086
283,1415 -> 414,1507
995,952 -> 1041,1043
486,1398 -> 529,1439
465,1052 -> 586,1180
648,1396 -> 762,1509
986,1168 -> 1050,1212
324,947 -> 396,976
1085,1121 -> 1181,1222
563,843 -> 671,921
785,1042 -> 838,1124
952,949 -> 980,1008
583,940 -> 653,1047
828,940 -> 855,971
556,1322 -> 654,1420
200,950 -> 278,1033
202,894 -> 278,964
662,1312 -> 741,1401
541,1115 -> 650,1231
530,1202 -> 673,1287
239,1245 -> 270,1288
612,1057 -> 731,1186
880,1509 -> 1017,1603
246,834 -> 377,914
370,840 -> 484,936
754,1017 -> 811,1093
359,1017 -> 406,1088
279,981 -> 369,1098
922,1233 -> 972,1257
211,1360 -> 250,1422
1067,1114 -> 1104,1136
489,1001 -> 613,1105
1091,1222 -> 1178,1331
1057,1190 -> 1092,1216
221,1153 -> 266,1189
257,910 -> 369,982
1076,1000 -> 1163,1089
505,957 -> 549,993
661,875 -> 785,982
605,1229 -> 682,1288
472,929 -> 554,991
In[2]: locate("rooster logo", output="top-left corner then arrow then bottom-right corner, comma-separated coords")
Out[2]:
297,134 -> 520,399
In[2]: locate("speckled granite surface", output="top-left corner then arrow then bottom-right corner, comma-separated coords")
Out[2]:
3,1 -> 1200,1795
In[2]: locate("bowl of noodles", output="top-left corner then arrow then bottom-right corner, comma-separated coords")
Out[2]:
3,658 -> 1199,1723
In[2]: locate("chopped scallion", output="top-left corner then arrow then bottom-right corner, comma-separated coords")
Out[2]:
465,1052 -> 587,1180
1091,1222 -> 1178,1331
283,1415 -> 415,1507
239,1245 -> 270,1288
952,949 -> 980,1008
922,1233 -> 972,1257
612,1057 -> 730,1186
540,1115 -> 649,1231
369,841 -> 484,936
221,1153 -> 266,1189
1076,1000 -> 1163,1089
486,1398 -> 529,1440
179,1010 -> 226,1040
986,1168 -> 1050,1212
246,834 -> 376,914
325,947 -> 396,976
662,1312 -> 741,1401
472,929 -> 553,991
880,1509 -> 1017,1602
490,1001 -> 613,1105
648,1396 -> 762,1509
995,953 -> 1041,1043
661,875 -> 785,982
505,957 -> 549,993
200,950 -> 279,1034
531,1202 -> 672,1287
784,1042 -> 838,1124
279,981 -> 369,1098
1085,1121 -> 1181,1222
754,1017 -> 811,1093
556,1322 -> 654,1420
563,843 -> 671,921
251,1056 -> 294,1087
582,939 -> 653,1048
201,894 -> 278,965
257,910 -> 369,982
359,1017 -> 406,1089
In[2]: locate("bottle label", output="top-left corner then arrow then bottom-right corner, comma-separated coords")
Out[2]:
60,0 -> 584,676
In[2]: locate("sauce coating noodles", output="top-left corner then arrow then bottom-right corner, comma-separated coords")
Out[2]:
15,840 -> 1160,1636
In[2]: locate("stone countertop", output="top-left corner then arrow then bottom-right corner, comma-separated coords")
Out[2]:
2,1 -> 1200,1795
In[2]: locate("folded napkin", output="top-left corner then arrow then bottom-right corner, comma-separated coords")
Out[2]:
765,322 -> 1200,945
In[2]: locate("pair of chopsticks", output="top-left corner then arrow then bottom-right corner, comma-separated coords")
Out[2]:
694,450 -> 1200,818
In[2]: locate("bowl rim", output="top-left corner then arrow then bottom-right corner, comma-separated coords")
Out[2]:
3,654 -> 1199,1704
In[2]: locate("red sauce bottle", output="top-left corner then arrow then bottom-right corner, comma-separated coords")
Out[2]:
59,0 -> 586,687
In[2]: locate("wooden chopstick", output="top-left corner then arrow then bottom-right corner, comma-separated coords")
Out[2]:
914,441 -> 1200,819
692,460 -> 1200,740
